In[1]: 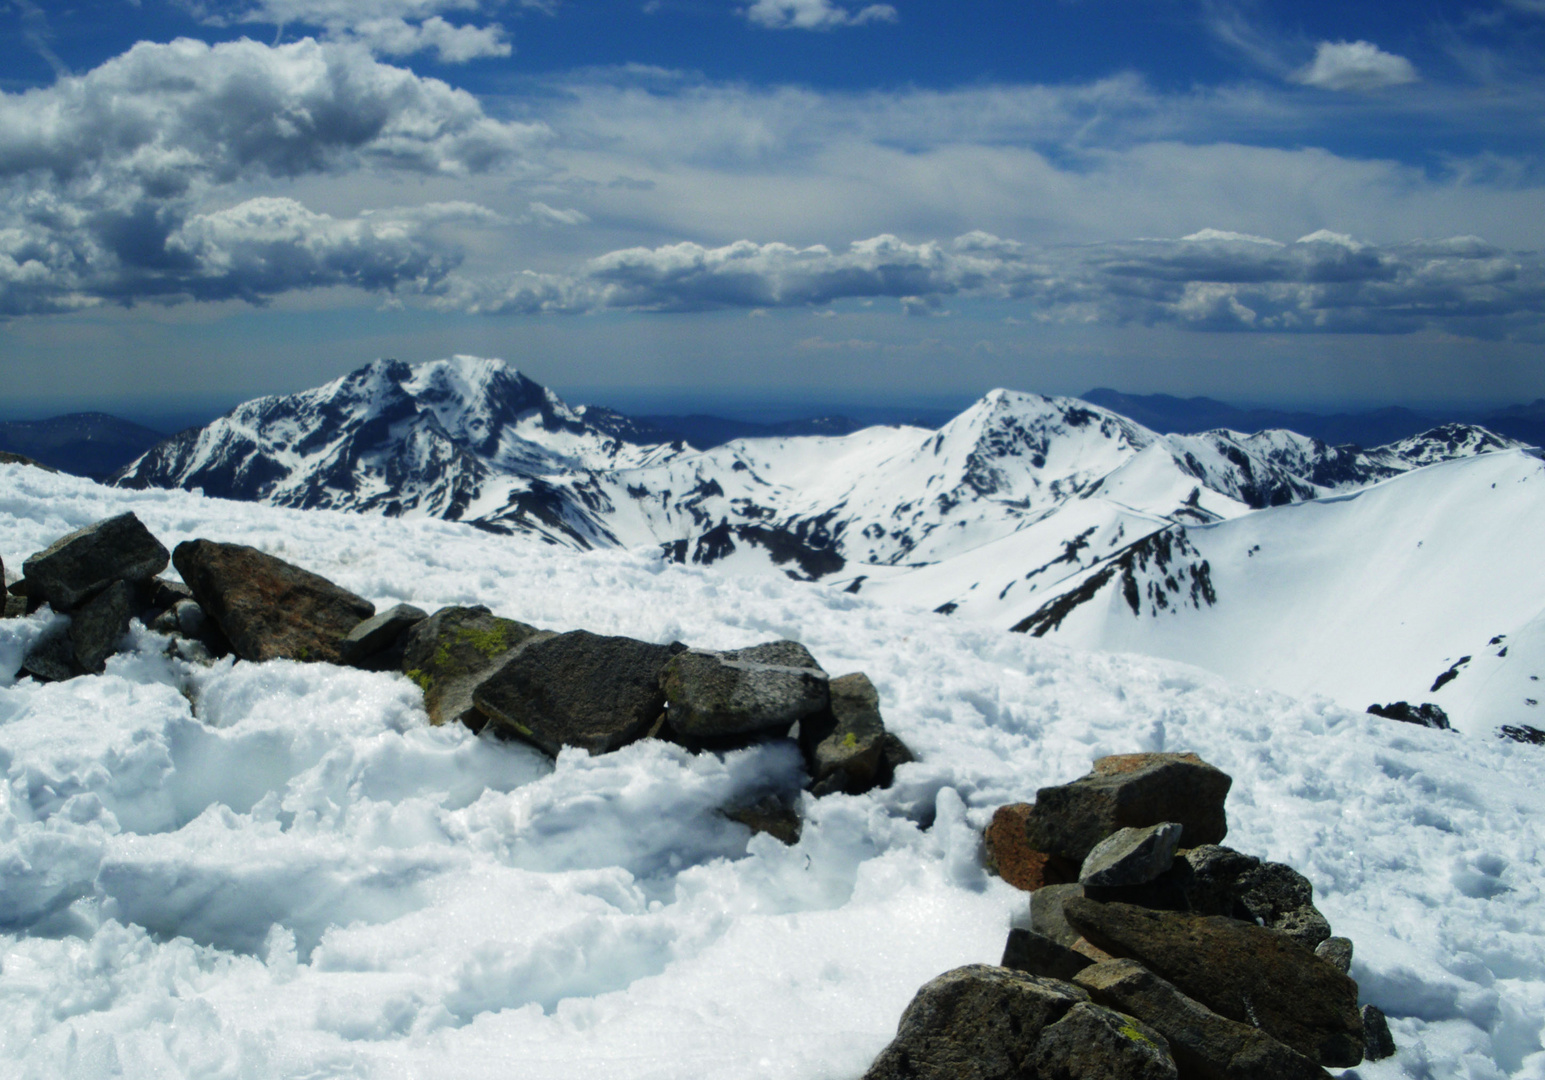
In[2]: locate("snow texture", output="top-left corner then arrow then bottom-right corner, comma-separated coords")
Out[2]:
2,463 -> 1543,1078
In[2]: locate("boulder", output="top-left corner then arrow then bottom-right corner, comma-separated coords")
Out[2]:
341,603 -> 428,669
984,804 -> 1079,892
172,540 -> 374,664
1030,883 -> 1088,947
1074,959 -> 1331,1080
861,964 -> 1089,1080
1023,753 -> 1232,863
400,606 -> 547,728
1080,823 -> 1184,887
661,640 -> 829,740
722,794 -> 802,846
68,579 -> 135,674
1175,846 -> 1332,949
21,629 -> 78,682
1367,701 -> 1450,730
799,672 -> 909,794
1063,898 -> 1363,1067
1001,928 -> 1094,982
1361,1004 -> 1396,1061
1031,1001 -> 1177,1080
1315,937 -> 1353,975
473,630 -> 686,756
23,512 -> 170,611
1175,845 -> 1261,916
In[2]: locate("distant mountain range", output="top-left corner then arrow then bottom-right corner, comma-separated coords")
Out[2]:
0,413 -> 168,479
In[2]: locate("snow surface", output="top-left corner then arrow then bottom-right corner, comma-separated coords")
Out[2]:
2,463 -> 1544,1079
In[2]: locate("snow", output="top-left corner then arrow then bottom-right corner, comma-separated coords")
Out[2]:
2,462 -> 1544,1078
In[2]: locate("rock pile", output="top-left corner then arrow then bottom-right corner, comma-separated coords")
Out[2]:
866,752 -> 1396,1079
3,513 -> 912,814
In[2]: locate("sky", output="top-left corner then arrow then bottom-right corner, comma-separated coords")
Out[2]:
2,0 -> 1544,424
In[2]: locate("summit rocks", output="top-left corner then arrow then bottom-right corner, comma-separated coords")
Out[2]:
22,511 -> 169,611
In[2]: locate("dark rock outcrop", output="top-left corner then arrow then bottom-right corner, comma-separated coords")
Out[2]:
1023,753 -> 1232,863
1063,898 -> 1363,1067
1367,701 -> 1451,730
472,630 -> 686,756
661,640 -> 829,739
22,512 -> 169,611
172,540 -> 374,664
400,606 -> 547,728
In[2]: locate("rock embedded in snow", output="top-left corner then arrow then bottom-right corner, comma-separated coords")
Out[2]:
985,804 -> 1079,891
1073,959 -> 1332,1080
861,964 -> 1091,1080
800,671 -> 912,795
1366,701 -> 1451,730
19,624 -> 77,681
172,539 -> 375,664
1063,898 -> 1364,1067
1079,823 -> 1184,887
473,630 -> 687,756
68,578 -> 135,675
21,511 -> 170,611
341,602 -> 428,669
399,605 -> 547,728
1361,1004 -> 1396,1061
720,793 -> 802,846
660,640 -> 829,740
1500,723 -> 1545,744
1001,928 -> 1095,982
1023,753 -> 1232,863
1031,1000 -> 1178,1080
1315,937 -> 1353,975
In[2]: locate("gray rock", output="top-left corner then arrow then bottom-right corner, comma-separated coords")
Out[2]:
68,579 -> 135,674
661,640 -> 829,739
1064,898 -> 1364,1067
1001,928 -> 1094,982
1031,883 -> 1088,947
1080,822 -> 1184,887
3,593 -> 25,619
1236,861 -> 1333,949
722,794 -> 801,846
861,964 -> 1089,1080
1315,937 -> 1353,975
799,672 -> 910,794
473,630 -> 686,756
1031,1001 -> 1177,1080
341,603 -> 428,667
1361,1004 -> 1396,1061
23,512 -> 170,611
142,577 -> 194,615
1177,845 -> 1262,916
400,607 -> 548,728
21,628 -> 78,682
173,540 -> 374,665
1023,753 -> 1232,863
1074,959 -> 1332,1080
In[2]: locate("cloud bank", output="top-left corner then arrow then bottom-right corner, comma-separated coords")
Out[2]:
744,0 -> 898,31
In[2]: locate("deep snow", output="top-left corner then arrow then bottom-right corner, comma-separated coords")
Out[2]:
2,463 -> 1543,1079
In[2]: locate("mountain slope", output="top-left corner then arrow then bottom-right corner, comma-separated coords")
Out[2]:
0,412 -> 167,479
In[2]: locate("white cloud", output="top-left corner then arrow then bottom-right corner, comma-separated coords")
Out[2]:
744,0 -> 897,31
526,201 -> 590,226
343,16 -> 512,61
1294,41 -> 1419,92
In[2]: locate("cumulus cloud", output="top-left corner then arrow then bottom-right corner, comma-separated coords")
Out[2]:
1294,41 -> 1419,92
0,38 -> 541,315
195,0 -> 548,62
439,230 -> 1545,338
744,0 -> 898,30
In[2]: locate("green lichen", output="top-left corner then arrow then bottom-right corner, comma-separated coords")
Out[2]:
456,623 -> 511,658
406,668 -> 433,692
1118,1023 -> 1159,1049
841,731 -> 859,750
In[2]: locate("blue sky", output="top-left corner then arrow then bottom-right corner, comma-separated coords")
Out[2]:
2,0 -> 1544,422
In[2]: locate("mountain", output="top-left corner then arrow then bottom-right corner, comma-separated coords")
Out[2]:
636,414 -> 867,450
1080,389 -> 1446,447
0,412 -> 167,479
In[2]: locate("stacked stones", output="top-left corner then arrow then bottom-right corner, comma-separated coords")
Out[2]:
864,752 -> 1396,1079
4,513 -> 912,820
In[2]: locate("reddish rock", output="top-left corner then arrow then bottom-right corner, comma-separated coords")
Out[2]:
985,803 -> 1079,891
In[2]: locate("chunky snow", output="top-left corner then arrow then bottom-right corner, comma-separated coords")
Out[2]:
2,463 -> 1544,1078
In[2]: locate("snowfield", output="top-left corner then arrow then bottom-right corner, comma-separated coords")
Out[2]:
2,463 -> 1543,1079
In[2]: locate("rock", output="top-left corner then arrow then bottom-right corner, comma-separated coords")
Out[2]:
473,630 -> 686,756
661,640 -> 829,740
1080,823 -> 1184,887
9,578 -> 44,615
341,603 -> 428,668
1367,701 -> 1450,730
722,794 -> 801,845
143,577 -> 194,614
1074,959 -> 1332,1080
1001,928 -> 1094,982
1361,1004 -> 1396,1061
861,964 -> 1089,1080
1235,860 -> 1332,949
1063,898 -> 1364,1067
1176,845 -> 1261,916
23,512 -> 170,611
3,593 -> 25,619
1500,724 -> 1545,745
1031,883 -> 1088,946
0,450 -> 56,471
1315,937 -> 1352,974
1070,937 -> 1116,963
1023,753 -> 1232,863
68,579 -> 135,674
400,606 -> 548,728
985,804 -> 1079,891
21,629 -> 78,682
799,672 -> 907,794
1031,1000 -> 1177,1080
172,540 -> 374,665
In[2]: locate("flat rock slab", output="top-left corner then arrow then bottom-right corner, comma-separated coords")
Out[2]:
342,603 -> 428,667
1064,898 -> 1363,1067
473,630 -> 686,756
862,964 -> 1089,1080
23,512 -> 169,611
1002,928 -> 1094,982
661,640 -> 829,739
1032,1001 -> 1177,1080
985,804 -> 1079,892
400,606 -> 547,728
172,540 -> 375,665
1024,753 -> 1232,863
1074,959 -> 1331,1080
1080,822 -> 1183,887
69,579 -> 136,674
